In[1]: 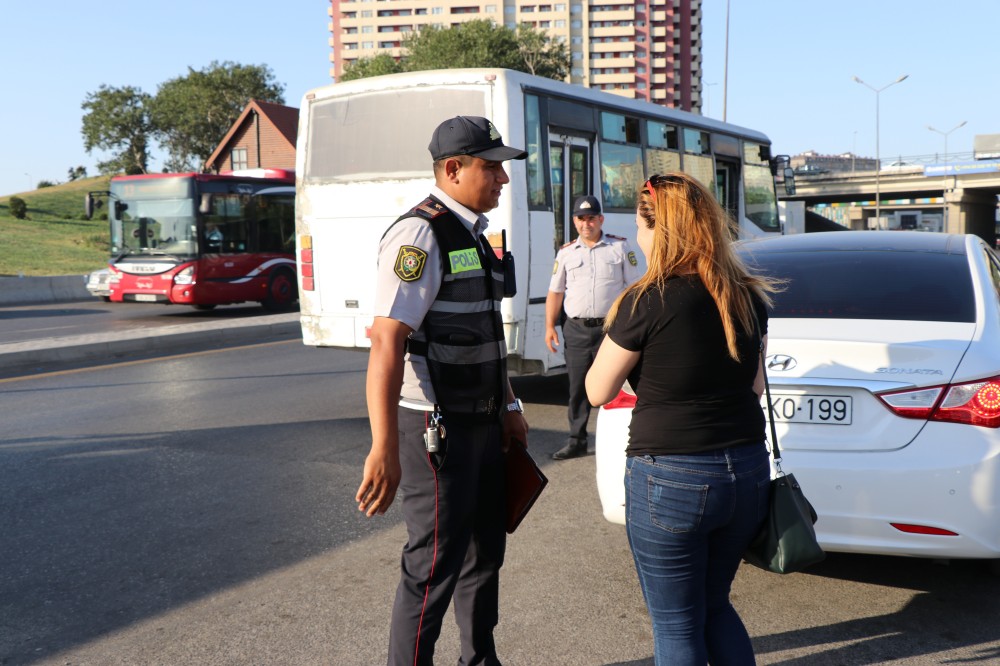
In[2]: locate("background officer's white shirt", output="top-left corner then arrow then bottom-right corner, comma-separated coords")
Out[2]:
373,185 -> 489,408
548,233 -> 642,319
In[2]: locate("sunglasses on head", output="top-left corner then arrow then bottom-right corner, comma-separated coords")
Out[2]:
644,173 -> 682,201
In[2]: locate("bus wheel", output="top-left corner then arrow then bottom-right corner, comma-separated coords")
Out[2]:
262,269 -> 298,312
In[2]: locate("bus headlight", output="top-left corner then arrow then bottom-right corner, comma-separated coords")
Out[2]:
174,266 -> 196,285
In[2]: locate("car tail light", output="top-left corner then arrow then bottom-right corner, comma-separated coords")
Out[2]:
173,265 -> 196,285
603,390 -> 637,410
936,377 -> 1000,427
877,375 -> 1000,428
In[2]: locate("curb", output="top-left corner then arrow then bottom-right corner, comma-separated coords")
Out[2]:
0,275 -> 91,306
0,313 -> 302,373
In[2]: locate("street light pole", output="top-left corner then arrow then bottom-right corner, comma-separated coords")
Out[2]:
927,120 -> 967,166
853,74 -> 909,227
927,120 -> 967,233
852,130 -> 857,173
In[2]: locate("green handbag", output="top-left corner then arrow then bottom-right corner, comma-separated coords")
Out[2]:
744,345 -> 826,574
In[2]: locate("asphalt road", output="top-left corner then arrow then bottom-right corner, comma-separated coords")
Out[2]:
0,300 -> 284,345
2,310 -> 1000,664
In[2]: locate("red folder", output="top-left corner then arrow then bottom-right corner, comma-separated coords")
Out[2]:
504,441 -> 548,533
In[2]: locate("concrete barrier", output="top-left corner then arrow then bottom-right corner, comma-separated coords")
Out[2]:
0,275 -> 92,306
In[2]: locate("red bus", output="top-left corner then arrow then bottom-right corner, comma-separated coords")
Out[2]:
86,169 -> 297,310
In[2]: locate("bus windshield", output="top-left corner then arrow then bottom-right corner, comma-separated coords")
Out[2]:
110,178 -> 197,258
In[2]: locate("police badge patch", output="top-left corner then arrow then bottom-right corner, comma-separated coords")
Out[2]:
394,245 -> 428,282
627,251 -> 638,266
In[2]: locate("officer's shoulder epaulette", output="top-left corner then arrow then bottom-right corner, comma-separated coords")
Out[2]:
559,240 -> 575,250
605,233 -> 627,241
408,198 -> 448,220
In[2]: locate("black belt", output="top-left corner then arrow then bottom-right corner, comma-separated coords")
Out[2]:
570,317 -> 605,327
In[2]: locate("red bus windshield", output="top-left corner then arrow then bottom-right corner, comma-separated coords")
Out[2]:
109,174 -> 295,260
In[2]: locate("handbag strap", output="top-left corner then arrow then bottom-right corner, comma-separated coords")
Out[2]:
751,303 -> 782,467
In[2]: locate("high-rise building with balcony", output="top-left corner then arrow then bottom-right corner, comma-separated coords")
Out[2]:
327,0 -> 702,111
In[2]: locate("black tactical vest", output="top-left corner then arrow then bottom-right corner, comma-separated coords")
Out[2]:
392,195 -> 507,423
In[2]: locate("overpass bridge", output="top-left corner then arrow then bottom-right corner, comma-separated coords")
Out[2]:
781,160 -> 1000,242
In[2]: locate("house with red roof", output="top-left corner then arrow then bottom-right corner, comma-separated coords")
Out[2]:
206,99 -> 298,173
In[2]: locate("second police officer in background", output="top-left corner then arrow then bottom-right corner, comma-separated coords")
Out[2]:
545,194 -> 642,460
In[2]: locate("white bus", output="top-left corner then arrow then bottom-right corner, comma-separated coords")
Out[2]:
295,68 -> 788,374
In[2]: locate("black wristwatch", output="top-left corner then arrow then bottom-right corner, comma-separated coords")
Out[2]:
505,398 -> 524,414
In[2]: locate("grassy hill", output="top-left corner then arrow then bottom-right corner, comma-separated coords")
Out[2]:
0,176 -> 112,276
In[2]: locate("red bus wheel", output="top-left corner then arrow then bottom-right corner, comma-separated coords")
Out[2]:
262,269 -> 298,312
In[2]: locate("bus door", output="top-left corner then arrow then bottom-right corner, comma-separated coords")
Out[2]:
711,133 -> 742,236
550,135 -> 592,253
199,191 -> 255,302
715,158 -> 740,235
540,134 -> 592,369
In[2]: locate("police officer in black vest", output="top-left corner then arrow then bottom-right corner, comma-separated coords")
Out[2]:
357,116 -> 530,666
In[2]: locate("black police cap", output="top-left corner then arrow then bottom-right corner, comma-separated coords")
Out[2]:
428,116 -> 528,162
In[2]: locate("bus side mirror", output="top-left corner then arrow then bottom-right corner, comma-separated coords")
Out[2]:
114,200 -> 128,218
199,194 -> 213,215
783,168 -> 796,196
84,194 -> 94,220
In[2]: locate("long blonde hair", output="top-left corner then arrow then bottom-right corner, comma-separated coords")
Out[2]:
605,172 -> 778,360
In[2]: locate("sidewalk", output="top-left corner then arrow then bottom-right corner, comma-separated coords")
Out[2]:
0,308 -> 301,374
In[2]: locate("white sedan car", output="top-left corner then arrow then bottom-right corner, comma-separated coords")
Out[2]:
85,268 -> 112,301
596,231 -> 1000,561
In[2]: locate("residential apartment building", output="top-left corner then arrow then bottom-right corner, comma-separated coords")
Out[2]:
327,0 -> 702,111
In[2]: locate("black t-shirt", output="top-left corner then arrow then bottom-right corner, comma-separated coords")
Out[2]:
607,275 -> 768,456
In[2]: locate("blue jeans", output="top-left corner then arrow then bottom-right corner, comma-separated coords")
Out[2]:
625,443 -> 770,666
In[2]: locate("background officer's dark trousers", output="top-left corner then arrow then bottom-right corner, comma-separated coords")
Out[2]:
563,317 -> 605,442
388,407 -> 507,666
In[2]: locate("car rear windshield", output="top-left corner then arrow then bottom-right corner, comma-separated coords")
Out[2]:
742,250 -> 975,322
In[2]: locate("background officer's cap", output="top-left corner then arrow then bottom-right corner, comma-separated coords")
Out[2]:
429,116 -> 528,162
572,195 -> 602,217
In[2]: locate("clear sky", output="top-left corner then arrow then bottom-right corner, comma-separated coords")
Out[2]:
1,0 -> 996,197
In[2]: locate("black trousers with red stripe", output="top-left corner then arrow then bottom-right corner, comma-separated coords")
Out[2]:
389,407 -> 507,666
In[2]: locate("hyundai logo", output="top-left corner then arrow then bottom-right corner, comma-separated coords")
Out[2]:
766,354 -> 797,371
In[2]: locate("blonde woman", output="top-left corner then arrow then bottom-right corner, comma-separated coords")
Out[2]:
586,172 -> 778,665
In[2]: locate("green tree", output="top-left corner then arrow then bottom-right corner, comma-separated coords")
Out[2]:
151,61 -> 285,172
80,85 -> 154,175
403,20 -> 525,72
340,53 -> 404,82
8,196 -> 27,219
67,166 -> 88,181
515,23 -> 570,80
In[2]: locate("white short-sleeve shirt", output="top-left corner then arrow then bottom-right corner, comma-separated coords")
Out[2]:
548,233 -> 642,319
